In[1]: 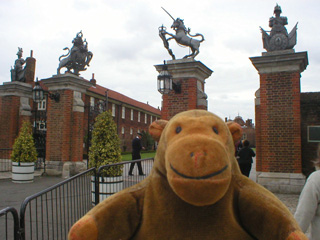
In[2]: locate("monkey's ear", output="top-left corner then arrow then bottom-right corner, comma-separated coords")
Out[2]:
149,120 -> 168,142
226,122 -> 243,143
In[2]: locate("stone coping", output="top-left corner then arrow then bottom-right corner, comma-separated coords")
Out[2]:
0,81 -> 33,98
154,60 -> 213,82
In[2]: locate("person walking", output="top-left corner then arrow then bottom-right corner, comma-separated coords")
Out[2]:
294,157 -> 320,240
237,140 -> 255,177
128,133 -> 145,176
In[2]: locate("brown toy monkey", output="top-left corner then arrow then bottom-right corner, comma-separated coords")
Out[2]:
69,110 -> 307,240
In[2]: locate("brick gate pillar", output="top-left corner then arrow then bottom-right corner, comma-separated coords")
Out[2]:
41,73 -> 92,176
0,82 -> 33,151
250,50 -> 308,193
155,59 -> 213,120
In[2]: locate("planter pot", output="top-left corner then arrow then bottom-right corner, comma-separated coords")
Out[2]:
91,175 -> 123,205
12,162 -> 35,183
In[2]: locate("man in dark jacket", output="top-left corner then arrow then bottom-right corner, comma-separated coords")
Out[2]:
237,140 -> 255,177
128,133 -> 145,176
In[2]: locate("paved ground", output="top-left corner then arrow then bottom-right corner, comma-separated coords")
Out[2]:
0,158 -> 301,215
0,171 -> 62,211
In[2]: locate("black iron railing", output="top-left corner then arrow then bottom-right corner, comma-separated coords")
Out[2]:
0,207 -> 20,240
19,168 -> 95,240
0,158 -> 153,240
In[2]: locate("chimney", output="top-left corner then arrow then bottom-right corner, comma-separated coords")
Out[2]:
90,73 -> 96,86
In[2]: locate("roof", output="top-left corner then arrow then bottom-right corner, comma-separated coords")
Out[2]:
88,81 -> 161,116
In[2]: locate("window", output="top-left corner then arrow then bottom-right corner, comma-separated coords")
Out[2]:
130,128 -> 133,135
308,126 -> 320,142
138,112 -> 141,122
35,120 -> 46,130
138,129 -> 140,134
122,106 -> 125,119
98,100 -> 104,113
112,104 -> 115,117
145,113 -> 147,124
121,127 -> 125,134
131,109 -> 133,121
90,97 -> 95,107
38,97 -> 46,111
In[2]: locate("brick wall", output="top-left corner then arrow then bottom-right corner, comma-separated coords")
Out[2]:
301,92 -> 320,177
162,77 -> 198,120
0,96 -> 20,149
258,72 -> 301,173
46,89 -> 73,162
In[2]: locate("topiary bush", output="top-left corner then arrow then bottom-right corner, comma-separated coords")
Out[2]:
11,121 -> 37,163
88,110 -> 122,177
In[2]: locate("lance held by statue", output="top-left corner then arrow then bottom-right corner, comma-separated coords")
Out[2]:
159,7 -> 204,59
260,4 -> 297,52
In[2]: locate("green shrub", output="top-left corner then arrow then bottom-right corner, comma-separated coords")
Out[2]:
11,121 -> 37,163
88,111 -> 122,177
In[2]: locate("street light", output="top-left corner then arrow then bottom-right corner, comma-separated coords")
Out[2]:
32,77 -> 60,103
32,78 -> 44,103
157,61 -> 172,94
157,61 -> 181,94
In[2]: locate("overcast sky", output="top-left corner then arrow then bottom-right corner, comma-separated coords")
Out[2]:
1,0 -> 319,123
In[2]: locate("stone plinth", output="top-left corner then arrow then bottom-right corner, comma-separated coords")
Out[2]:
250,50 -> 308,193
155,59 -> 213,120
0,82 -> 33,150
41,74 -> 92,176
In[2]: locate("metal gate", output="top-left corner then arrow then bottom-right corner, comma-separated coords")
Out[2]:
32,100 -> 47,171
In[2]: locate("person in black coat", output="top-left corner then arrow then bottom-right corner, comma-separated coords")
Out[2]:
128,133 -> 145,176
237,140 -> 255,177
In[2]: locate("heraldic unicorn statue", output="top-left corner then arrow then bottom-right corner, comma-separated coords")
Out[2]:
159,8 -> 204,59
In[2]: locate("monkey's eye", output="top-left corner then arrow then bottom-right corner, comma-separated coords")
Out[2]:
212,127 -> 219,134
176,126 -> 182,134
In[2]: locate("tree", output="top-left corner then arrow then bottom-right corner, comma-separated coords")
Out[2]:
11,121 -> 37,163
88,111 -> 122,177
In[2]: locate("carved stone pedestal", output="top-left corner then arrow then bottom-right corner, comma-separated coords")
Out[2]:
155,59 -> 213,120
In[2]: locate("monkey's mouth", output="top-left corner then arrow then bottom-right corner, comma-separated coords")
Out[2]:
170,164 -> 228,180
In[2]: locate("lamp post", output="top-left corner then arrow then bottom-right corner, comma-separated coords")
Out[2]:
32,78 -> 44,103
32,77 -> 60,103
157,61 -> 181,94
157,61 -> 172,94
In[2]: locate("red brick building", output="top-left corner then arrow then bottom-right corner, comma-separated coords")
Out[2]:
225,116 -> 256,147
0,58 -> 160,175
84,78 -> 161,153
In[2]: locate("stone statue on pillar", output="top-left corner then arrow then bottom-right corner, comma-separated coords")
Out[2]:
159,8 -> 204,59
57,31 -> 93,76
260,4 -> 298,52
11,47 -> 26,82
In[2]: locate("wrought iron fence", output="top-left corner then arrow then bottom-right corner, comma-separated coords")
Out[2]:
0,148 -> 12,172
0,207 -> 20,240
0,158 -> 154,239
19,168 -> 95,240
